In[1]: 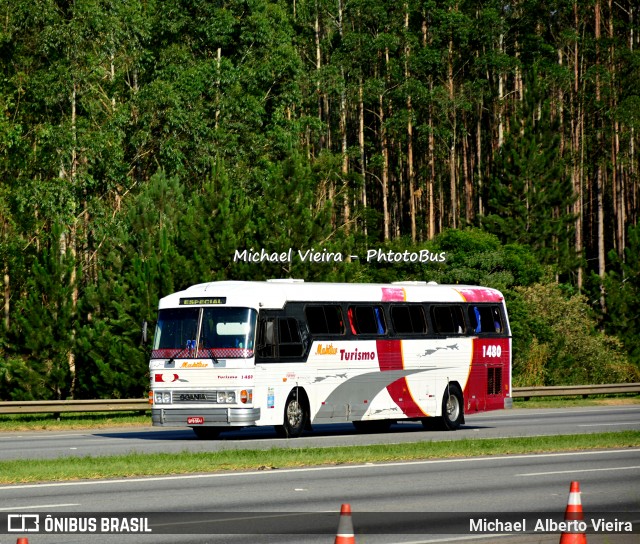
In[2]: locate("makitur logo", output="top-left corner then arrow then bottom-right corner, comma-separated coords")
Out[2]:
316,343 -> 338,355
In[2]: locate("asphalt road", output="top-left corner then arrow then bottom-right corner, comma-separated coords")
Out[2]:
1,444 -> 639,543
0,404 -> 638,460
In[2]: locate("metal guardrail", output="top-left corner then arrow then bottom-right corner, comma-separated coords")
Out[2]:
0,383 -> 638,416
512,382 -> 640,399
0,399 -> 150,415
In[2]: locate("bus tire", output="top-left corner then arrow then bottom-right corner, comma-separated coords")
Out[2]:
192,427 -> 222,439
276,389 -> 308,438
440,385 -> 464,431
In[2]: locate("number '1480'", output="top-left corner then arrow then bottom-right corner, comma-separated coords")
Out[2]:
482,345 -> 502,357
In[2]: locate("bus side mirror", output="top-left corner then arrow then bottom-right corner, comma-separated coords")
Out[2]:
141,321 -> 148,345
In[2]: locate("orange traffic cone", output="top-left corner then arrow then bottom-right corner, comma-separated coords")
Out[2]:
16,538 -> 29,544
335,503 -> 356,544
559,481 -> 587,544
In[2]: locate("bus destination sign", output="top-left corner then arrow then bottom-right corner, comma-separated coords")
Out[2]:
180,297 -> 227,305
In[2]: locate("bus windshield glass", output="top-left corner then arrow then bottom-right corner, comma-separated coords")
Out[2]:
152,307 -> 257,359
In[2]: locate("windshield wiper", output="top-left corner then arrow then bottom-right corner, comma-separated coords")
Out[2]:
199,346 -> 221,365
168,338 -> 197,365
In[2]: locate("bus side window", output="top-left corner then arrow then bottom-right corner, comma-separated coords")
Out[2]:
469,305 -> 503,334
347,307 -> 357,334
431,305 -> 465,334
278,317 -> 304,358
305,305 -> 345,335
471,306 -> 482,333
492,307 -> 503,333
391,305 -> 427,334
349,306 -> 387,335
257,318 -> 276,358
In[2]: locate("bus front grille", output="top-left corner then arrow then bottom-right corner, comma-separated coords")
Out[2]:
172,391 -> 218,403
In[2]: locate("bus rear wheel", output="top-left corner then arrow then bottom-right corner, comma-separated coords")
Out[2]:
276,391 -> 308,438
440,385 -> 464,431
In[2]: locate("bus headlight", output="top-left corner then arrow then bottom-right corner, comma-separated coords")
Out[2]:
154,391 -> 172,404
217,391 -> 236,404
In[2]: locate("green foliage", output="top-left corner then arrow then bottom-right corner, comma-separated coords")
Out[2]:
73,171 -> 185,399
482,72 -> 577,278
75,288 -> 148,400
357,228 -> 544,292
429,229 -> 545,291
604,224 -> 640,367
243,150 -> 351,282
174,160 -> 256,285
3,232 -> 74,400
511,283 -> 639,387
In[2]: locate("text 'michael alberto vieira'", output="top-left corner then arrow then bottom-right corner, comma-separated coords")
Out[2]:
469,517 -> 633,533
233,248 -> 446,264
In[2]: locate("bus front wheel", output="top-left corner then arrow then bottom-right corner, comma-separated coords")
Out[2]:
440,385 -> 464,431
276,390 -> 308,438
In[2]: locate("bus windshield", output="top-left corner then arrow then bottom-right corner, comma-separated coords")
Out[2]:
152,307 -> 257,359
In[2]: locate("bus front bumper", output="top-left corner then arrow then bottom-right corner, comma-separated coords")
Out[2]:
152,407 -> 261,427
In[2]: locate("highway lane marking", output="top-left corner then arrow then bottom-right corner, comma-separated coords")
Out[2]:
578,422 -> 639,426
517,465 -> 640,477
396,536 -> 513,543
1,448 -> 639,491
0,503 -> 79,511
152,511 -> 325,529
467,406 -> 640,419
14,435 -> 140,440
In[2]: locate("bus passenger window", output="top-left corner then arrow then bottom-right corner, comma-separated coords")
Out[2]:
431,305 -> 465,335
347,307 -> 357,335
305,305 -> 345,335
467,305 -> 504,334
349,306 -> 387,335
391,305 -> 427,334
492,307 -> 503,333
468,306 -> 482,334
278,317 -> 304,358
257,319 -> 276,358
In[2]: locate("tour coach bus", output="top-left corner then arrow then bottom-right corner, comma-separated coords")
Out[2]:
149,280 -> 512,438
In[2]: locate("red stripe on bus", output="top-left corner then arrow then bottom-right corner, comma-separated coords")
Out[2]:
377,340 -> 427,418
377,339 -> 403,371
453,287 -> 503,303
381,287 -> 406,301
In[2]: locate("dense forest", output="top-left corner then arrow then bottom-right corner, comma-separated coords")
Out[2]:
0,0 -> 639,400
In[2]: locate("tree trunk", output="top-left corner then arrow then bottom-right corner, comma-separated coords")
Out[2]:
595,0 -> 606,311
358,80 -> 367,239
380,90 -> 390,241
448,31 -> 457,228
405,6 -> 416,242
69,83 -> 78,396
462,115 -> 472,224
573,0 -> 584,290
3,265 -> 8,331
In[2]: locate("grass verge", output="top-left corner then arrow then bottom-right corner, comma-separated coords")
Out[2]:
0,411 -> 151,432
1,431 -> 638,485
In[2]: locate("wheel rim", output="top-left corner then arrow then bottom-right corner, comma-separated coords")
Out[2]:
446,394 -> 460,421
286,400 -> 302,429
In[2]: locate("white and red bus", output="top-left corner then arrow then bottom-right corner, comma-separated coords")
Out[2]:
149,279 -> 512,438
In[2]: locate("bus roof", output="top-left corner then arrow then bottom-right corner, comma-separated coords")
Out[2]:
158,280 -> 505,310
